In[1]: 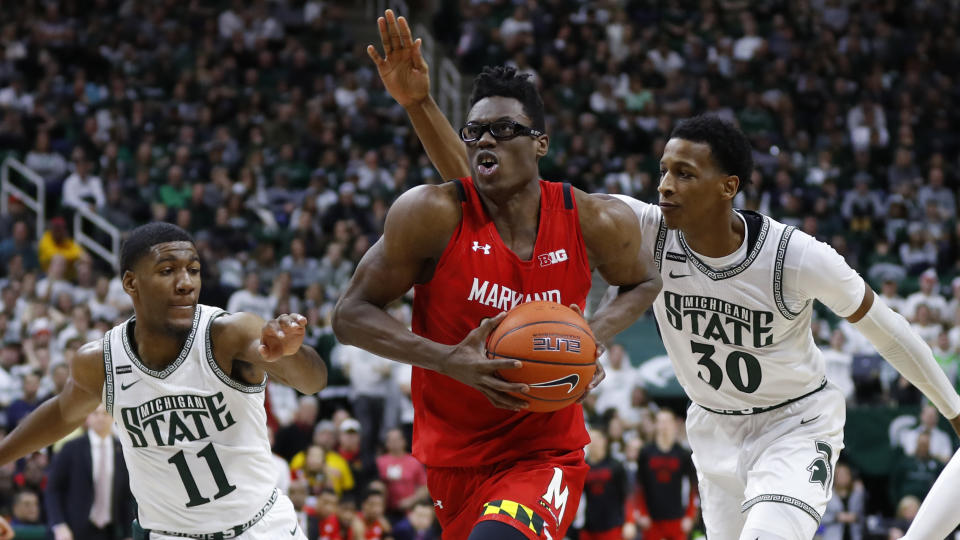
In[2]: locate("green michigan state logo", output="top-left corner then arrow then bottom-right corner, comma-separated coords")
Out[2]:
806,441 -> 833,490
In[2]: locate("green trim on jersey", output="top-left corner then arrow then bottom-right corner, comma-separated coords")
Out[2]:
103,328 -> 115,416
148,488 -> 279,539
678,212 -> 770,281
122,308 -> 202,379
741,493 -> 821,524
773,226 -> 809,320
204,311 -> 266,394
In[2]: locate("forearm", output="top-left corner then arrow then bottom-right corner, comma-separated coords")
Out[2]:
590,276 -> 662,346
0,396 -> 84,465
278,345 -> 327,394
853,297 -> 960,418
332,298 -> 451,372
405,96 -> 470,180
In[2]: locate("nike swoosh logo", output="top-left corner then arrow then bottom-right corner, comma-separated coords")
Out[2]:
668,271 -> 692,278
529,374 -> 580,394
290,525 -> 298,535
120,380 -> 140,391
800,415 -> 821,425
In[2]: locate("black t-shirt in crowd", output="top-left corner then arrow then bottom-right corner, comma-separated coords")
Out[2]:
583,456 -> 628,532
637,442 -> 697,521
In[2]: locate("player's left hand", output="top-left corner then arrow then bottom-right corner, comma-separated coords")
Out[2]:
0,515 -> 13,539
949,413 -> 960,438
569,304 -> 606,403
258,313 -> 307,362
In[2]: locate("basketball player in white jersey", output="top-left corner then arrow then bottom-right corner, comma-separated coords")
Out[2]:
0,223 -> 327,539
368,12 -> 960,539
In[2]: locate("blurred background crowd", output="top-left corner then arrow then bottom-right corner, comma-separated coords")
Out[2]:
1,0 -> 960,538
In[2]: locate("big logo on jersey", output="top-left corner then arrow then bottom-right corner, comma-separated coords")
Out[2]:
662,291 -> 774,348
120,392 -> 236,448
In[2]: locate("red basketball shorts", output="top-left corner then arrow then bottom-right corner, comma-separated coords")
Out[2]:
426,449 -> 588,540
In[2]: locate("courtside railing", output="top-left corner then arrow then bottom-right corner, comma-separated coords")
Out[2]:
1,157 -> 45,244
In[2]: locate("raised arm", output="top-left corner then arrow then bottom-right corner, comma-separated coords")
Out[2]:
577,191 -> 662,346
367,10 -> 469,180
332,184 -> 529,410
211,312 -> 327,395
0,340 -> 104,465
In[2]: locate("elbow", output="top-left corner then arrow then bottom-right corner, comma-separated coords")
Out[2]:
644,272 -> 663,297
331,298 -> 357,347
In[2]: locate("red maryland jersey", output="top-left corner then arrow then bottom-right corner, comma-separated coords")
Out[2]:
411,177 -> 592,467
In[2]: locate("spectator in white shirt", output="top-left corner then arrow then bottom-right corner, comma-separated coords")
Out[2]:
226,272 -> 275,320
880,279 -> 907,315
733,13 -> 765,61
62,158 -> 105,211
900,404 -> 955,464
595,343 -> 639,418
0,74 -> 33,112
822,329 -> 855,401
910,304 -> 941,348
904,268 -> 948,322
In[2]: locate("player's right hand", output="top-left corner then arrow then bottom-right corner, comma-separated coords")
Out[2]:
367,9 -> 430,107
442,312 -> 530,411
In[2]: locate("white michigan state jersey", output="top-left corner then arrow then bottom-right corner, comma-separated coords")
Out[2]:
613,196 -> 864,412
103,304 -> 278,534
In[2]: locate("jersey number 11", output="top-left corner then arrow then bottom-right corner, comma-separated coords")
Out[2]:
168,442 -> 237,507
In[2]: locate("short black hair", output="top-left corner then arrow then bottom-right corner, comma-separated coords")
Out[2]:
120,222 -> 195,275
670,115 -> 754,192
469,66 -> 545,131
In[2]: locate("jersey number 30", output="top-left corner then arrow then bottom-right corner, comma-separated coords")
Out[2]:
691,340 -> 762,393
168,442 -> 237,507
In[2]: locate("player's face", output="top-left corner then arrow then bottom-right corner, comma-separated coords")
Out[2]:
464,96 -> 547,197
658,138 -> 738,230
125,241 -> 201,336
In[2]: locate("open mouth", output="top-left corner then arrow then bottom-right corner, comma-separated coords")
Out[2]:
476,152 -> 499,177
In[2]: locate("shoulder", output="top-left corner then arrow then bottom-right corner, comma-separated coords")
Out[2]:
72,338 -> 106,396
382,183 -> 463,257
574,190 -> 642,239
210,311 -> 263,350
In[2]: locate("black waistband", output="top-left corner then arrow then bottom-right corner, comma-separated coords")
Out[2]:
140,489 -> 278,540
697,379 -> 827,415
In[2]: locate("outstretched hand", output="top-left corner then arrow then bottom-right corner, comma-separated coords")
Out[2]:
570,304 -> 606,403
258,313 -> 307,362
367,9 -> 430,107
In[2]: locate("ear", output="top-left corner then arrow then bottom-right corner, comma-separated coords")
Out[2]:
720,174 -> 739,201
535,134 -> 550,159
121,270 -> 137,298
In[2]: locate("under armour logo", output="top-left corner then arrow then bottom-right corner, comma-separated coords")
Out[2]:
472,241 -> 491,254
434,500 -> 443,509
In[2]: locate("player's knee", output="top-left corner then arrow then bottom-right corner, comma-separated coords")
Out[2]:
739,501 -> 819,540
467,519 -> 531,540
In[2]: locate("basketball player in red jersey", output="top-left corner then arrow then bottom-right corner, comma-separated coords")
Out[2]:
332,13 -> 661,540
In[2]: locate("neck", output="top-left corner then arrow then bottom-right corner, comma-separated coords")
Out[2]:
655,436 -> 673,451
682,208 -> 744,258
132,318 -> 188,371
477,179 -> 541,258
93,429 -> 112,439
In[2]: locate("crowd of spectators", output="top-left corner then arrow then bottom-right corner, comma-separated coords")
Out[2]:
0,0 -> 959,538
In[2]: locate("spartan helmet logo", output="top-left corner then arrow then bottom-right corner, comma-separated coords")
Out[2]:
807,440 -> 833,490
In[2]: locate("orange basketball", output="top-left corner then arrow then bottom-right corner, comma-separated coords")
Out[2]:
486,301 -> 597,412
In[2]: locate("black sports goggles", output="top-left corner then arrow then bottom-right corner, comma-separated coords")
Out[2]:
459,120 -> 544,142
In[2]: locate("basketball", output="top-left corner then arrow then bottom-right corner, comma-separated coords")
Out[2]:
486,301 -> 598,412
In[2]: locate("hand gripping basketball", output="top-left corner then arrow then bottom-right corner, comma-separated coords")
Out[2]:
258,313 -> 307,362
442,312 -> 531,411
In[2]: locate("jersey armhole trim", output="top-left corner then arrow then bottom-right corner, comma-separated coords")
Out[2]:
453,179 -> 467,202
562,182 -> 573,209
204,310 -> 267,394
103,328 -> 115,416
653,216 -> 667,272
773,226 -> 807,320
